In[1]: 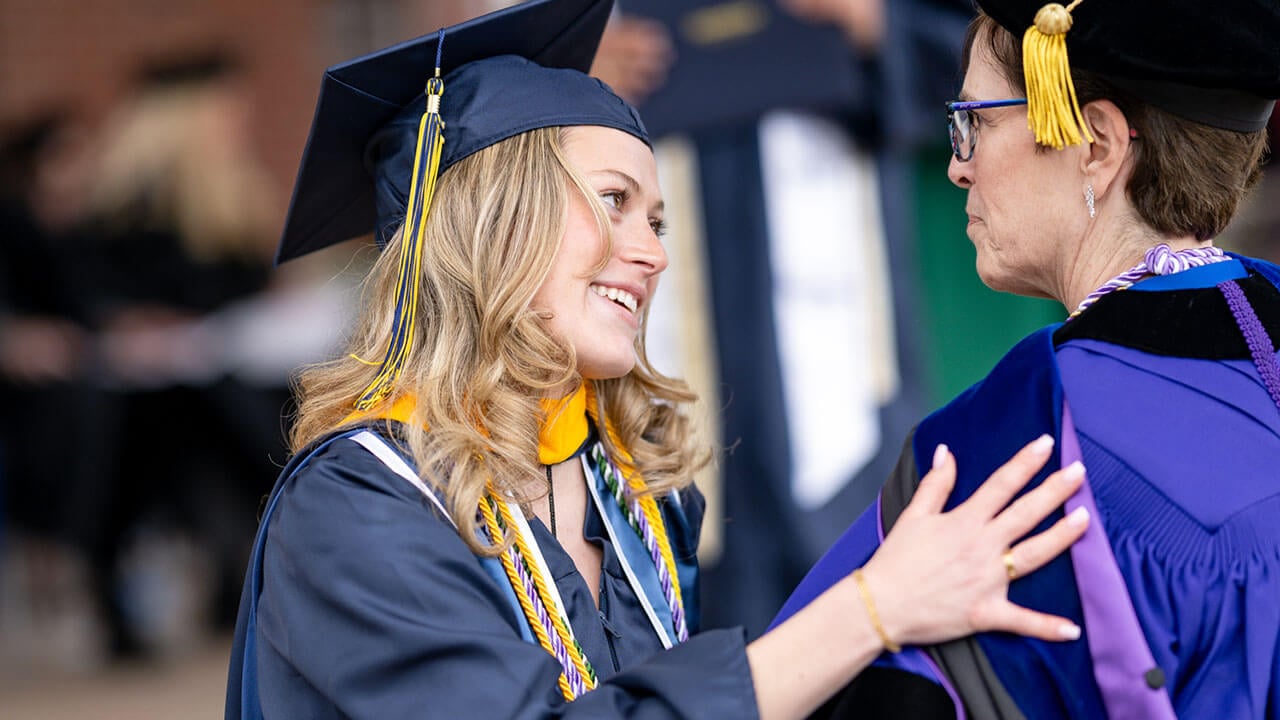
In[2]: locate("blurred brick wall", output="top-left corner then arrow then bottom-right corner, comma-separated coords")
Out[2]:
0,0 -> 509,233
0,0 -> 328,220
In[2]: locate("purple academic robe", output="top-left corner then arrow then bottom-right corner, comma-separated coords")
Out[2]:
773,255 -> 1280,719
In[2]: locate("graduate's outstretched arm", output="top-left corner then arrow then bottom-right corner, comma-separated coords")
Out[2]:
745,435 -> 1089,720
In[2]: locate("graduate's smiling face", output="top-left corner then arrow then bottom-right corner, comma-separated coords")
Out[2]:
532,126 -> 667,380
947,36 -> 1085,300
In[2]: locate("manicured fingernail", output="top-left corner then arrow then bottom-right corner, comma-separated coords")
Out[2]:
1030,434 -> 1054,455
933,443 -> 949,470
1066,506 -> 1089,527
1060,623 -> 1082,641
1060,461 -> 1085,483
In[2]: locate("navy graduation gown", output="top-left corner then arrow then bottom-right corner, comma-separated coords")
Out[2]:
774,256 -> 1280,719
229,428 -> 758,719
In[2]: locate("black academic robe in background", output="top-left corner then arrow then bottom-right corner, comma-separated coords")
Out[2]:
694,0 -> 972,638
0,198 -> 108,553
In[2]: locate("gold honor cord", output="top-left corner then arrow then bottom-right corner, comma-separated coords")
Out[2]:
1022,1 -> 1094,150
480,492 -> 599,701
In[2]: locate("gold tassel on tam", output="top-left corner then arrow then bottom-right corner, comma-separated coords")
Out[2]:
355,36 -> 447,411
1022,1 -> 1094,150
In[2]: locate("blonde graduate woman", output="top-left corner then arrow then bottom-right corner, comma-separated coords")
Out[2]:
225,1 -> 1091,718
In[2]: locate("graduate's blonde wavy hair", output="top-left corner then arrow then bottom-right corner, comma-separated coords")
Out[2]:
290,127 -> 709,554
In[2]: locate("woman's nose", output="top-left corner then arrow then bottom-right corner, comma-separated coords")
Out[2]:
947,153 -> 974,189
621,220 -> 668,276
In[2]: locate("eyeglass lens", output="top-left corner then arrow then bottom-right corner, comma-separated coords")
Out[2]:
950,109 -> 973,161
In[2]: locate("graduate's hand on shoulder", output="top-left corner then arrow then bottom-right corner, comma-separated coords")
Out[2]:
858,436 -> 1089,649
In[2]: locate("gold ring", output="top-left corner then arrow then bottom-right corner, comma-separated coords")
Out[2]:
1003,549 -> 1018,581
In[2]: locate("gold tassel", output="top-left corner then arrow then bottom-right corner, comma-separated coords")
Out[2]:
1022,1 -> 1093,150
355,70 -> 446,410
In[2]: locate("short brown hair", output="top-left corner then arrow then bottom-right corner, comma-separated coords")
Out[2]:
964,13 -> 1269,241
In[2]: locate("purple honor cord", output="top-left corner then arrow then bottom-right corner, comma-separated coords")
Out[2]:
1218,279 -> 1280,415
1070,244 -> 1229,319
1072,242 -> 1280,415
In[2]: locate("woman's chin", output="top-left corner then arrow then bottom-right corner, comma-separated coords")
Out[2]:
975,267 -> 1055,301
973,258 -> 1009,293
975,262 -> 1032,297
577,355 -> 637,381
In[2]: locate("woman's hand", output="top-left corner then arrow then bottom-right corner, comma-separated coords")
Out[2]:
779,0 -> 885,53
746,436 -> 1087,719
859,435 -> 1089,648
589,16 -> 674,106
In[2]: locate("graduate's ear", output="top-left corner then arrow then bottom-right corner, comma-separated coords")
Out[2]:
1080,100 -> 1135,201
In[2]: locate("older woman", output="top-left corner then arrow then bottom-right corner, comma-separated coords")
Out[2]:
774,0 -> 1280,718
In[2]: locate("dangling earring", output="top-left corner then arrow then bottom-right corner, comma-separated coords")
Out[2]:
1086,183 -> 1096,219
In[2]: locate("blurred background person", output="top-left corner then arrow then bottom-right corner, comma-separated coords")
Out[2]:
73,47 -> 309,661
0,1 -> 363,714
0,106 -> 109,671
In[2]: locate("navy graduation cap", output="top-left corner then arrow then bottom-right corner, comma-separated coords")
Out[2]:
277,0 -> 648,264
278,0 -> 649,409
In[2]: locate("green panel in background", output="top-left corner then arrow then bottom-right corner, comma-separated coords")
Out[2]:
910,149 -> 1062,407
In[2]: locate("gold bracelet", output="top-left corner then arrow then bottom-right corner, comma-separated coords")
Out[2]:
853,568 -> 901,653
